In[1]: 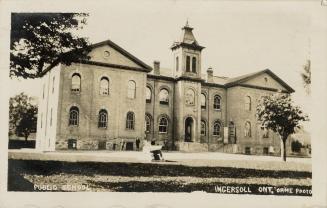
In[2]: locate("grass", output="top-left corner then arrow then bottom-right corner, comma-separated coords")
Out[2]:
8,159 -> 311,195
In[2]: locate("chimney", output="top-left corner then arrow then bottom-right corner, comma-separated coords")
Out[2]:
207,67 -> 213,82
153,61 -> 160,75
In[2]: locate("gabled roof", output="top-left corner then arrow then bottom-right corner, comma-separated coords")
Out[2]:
224,69 -> 295,93
89,39 -> 152,72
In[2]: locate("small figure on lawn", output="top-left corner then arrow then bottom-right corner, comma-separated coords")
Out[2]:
141,140 -> 164,162
150,141 -> 164,161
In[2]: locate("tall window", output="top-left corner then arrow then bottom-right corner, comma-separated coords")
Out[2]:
100,77 -> 109,95
159,89 -> 169,105
244,121 -> 251,137
126,112 -> 135,130
201,120 -> 206,136
201,93 -> 206,109
186,56 -> 191,72
159,117 -> 168,133
192,57 -> 196,73
146,86 -> 152,103
245,96 -> 251,111
69,106 -> 79,126
127,80 -> 136,99
145,114 -> 151,133
176,56 -> 179,71
71,73 -> 81,92
98,109 -> 108,128
185,89 -> 195,105
213,95 -> 221,110
213,120 -> 221,136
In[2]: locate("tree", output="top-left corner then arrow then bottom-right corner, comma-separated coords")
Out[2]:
10,13 -> 90,79
256,93 -> 308,161
301,60 -> 311,94
9,93 -> 38,141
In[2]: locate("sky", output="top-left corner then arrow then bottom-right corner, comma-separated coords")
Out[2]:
9,1 -> 313,128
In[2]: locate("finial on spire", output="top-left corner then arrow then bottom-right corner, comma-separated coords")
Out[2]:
186,18 -> 189,27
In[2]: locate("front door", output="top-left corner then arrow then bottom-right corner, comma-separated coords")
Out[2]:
185,117 -> 193,142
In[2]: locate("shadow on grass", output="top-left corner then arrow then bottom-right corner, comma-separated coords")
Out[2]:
8,159 -> 312,179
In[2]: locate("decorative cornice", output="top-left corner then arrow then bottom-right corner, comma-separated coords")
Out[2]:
79,60 -> 151,73
234,83 -> 290,93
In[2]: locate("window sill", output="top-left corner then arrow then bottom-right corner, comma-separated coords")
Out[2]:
159,132 -> 167,134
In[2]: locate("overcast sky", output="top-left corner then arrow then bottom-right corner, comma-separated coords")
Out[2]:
9,1 -> 313,128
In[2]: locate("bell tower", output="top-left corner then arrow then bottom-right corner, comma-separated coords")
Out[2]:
171,21 -> 205,78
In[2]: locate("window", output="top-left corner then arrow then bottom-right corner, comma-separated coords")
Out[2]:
71,73 -> 81,92
263,147 -> 269,155
52,77 -> 55,94
69,106 -> 79,126
100,77 -> 109,95
213,95 -> 221,110
126,112 -> 135,130
185,89 -> 195,105
68,139 -> 77,150
213,120 -> 221,136
159,117 -> 168,133
201,93 -> 206,109
127,80 -> 136,99
176,56 -> 179,71
146,86 -> 152,103
159,89 -> 169,105
245,96 -> 251,111
261,126 -> 269,138
244,121 -> 251,137
245,147 -> 251,155
201,120 -> 206,136
186,56 -> 191,72
98,109 -> 108,128
192,57 -> 196,73
145,114 -> 151,133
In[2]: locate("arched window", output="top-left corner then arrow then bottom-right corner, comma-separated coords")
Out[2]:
186,56 -> 191,72
127,80 -> 136,99
145,114 -> 151,133
261,125 -> 269,138
185,89 -> 195,105
126,112 -> 135,130
192,57 -> 196,73
69,106 -> 79,126
100,77 -> 109,95
146,86 -> 152,103
159,89 -> 169,105
159,117 -> 168,133
244,121 -> 251,137
71,73 -> 81,92
201,93 -> 206,109
213,95 -> 221,110
245,96 -> 251,111
201,120 -> 206,136
213,120 -> 221,136
176,56 -> 179,71
98,109 -> 108,128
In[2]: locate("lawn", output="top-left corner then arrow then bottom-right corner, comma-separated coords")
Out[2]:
8,159 -> 312,195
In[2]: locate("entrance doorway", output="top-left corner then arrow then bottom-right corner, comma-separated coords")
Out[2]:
185,117 -> 194,142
